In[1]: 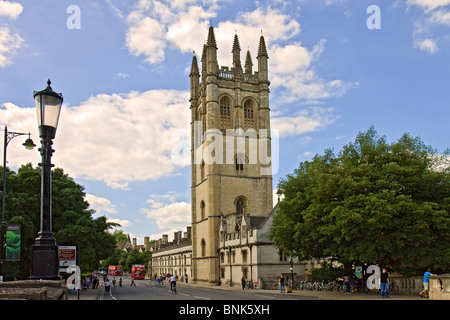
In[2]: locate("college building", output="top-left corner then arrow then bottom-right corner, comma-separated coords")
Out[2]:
148,26 -> 309,289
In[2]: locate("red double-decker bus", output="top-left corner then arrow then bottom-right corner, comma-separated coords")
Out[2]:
131,264 -> 146,280
108,265 -> 123,276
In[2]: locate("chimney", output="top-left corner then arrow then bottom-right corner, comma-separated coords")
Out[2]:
132,237 -> 137,247
162,234 -> 168,244
186,226 -> 192,240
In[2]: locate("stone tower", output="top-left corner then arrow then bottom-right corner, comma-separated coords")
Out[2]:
189,26 -> 273,285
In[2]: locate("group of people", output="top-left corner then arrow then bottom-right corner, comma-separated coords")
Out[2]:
152,273 -> 189,286
103,276 -> 124,292
151,273 -> 179,292
278,268 -> 436,298
240,276 -> 256,290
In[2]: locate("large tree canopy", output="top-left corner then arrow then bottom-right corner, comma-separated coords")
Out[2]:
270,127 -> 449,275
1,163 -> 118,279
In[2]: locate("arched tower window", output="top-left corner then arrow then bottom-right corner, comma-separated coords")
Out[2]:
235,154 -> 245,172
236,197 -> 246,217
200,200 -> 206,220
201,239 -> 206,257
244,99 -> 254,129
200,161 -> 205,181
220,96 -> 231,129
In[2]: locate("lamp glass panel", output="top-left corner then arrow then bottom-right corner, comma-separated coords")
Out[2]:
35,94 -> 62,129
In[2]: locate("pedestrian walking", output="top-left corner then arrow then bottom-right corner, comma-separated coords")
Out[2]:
105,278 -> 111,293
419,268 -> 435,298
241,277 -> 246,290
379,268 -> 389,298
119,277 -> 123,287
344,274 -> 350,294
82,278 -> 87,291
131,277 -> 136,286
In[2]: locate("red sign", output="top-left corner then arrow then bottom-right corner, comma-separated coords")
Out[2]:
59,246 -> 76,268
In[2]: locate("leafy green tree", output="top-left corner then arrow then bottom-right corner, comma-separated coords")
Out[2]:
1,164 -> 118,279
125,249 -> 152,270
111,230 -> 128,243
270,127 -> 449,275
101,248 -> 126,267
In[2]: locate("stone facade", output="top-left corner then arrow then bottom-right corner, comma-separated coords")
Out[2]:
149,27 -> 307,289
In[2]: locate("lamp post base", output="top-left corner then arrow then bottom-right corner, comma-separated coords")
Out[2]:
29,244 -> 61,280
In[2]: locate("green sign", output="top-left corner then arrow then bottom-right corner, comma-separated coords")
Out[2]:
5,224 -> 21,261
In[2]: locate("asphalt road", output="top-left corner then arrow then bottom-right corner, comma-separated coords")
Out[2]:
101,276 -> 309,301
69,275 -> 424,302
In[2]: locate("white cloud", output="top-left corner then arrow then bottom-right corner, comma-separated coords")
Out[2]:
415,38 -> 439,53
142,194 -> 191,231
0,27 -> 23,68
124,2 -> 302,66
166,6 -> 216,53
408,0 -> 450,12
0,1 -> 23,19
124,2 -> 353,105
429,7 -> 450,25
270,40 -> 357,104
0,89 -> 191,190
126,14 -> 167,64
107,218 -> 133,229
57,89 -> 190,189
408,0 -> 450,52
125,0 -> 217,64
271,107 -> 338,137
270,43 -> 314,73
85,194 -> 118,215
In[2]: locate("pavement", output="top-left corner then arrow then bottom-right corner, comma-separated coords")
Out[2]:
68,276 -> 425,300
175,279 -> 424,300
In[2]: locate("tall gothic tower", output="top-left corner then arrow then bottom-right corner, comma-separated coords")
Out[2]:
189,26 -> 273,285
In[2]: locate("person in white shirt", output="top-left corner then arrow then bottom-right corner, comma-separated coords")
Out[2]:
170,274 -> 176,293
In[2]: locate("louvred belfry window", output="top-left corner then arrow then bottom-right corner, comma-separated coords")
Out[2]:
220,97 -> 231,129
244,100 -> 254,129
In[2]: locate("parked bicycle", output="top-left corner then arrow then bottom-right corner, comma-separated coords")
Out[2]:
377,281 -> 399,295
298,280 -> 308,290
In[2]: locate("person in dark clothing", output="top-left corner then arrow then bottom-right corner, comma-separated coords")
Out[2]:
379,268 -> 389,298
241,277 -> 246,290
279,275 -> 285,293
344,275 -> 351,294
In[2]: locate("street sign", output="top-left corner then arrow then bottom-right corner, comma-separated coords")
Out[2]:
59,246 -> 76,272
5,224 -> 21,261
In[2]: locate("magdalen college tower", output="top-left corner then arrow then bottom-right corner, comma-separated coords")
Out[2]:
189,26 -> 274,285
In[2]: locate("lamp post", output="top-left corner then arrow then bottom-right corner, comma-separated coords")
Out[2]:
290,257 -> 294,290
1,127 -> 35,281
29,79 -> 63,280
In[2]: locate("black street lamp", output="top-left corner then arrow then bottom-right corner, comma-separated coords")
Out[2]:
29,79 -> 63,280
290,257 -> 294,290
1,127 -> 35,281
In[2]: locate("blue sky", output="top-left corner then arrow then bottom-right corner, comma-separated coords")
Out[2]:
1,0 -> 449,244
